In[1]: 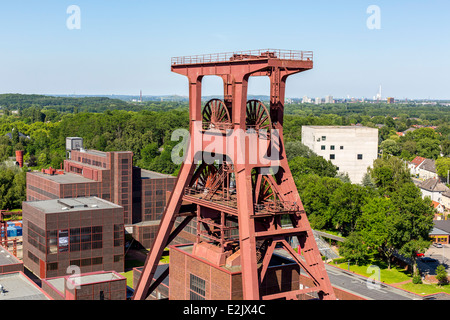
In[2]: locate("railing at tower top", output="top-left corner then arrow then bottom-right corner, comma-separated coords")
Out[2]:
184,187 -> 300,215
171,49 -> 313,66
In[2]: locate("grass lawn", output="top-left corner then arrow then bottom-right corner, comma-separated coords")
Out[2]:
331,258 -> 450,296
332,259 -> 411,284
400,282 -> 450,296
122,270 -> 134,288
121,259 -> 145,288
121,251 -> 170,288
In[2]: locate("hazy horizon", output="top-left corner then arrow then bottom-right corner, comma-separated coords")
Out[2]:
1,1 -> 449,100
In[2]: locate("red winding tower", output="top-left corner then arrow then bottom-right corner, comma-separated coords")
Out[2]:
133,49 -> 335,300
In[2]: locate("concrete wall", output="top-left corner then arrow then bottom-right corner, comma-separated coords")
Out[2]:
302,126 -> 378,184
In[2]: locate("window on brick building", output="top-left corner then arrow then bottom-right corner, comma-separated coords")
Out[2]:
189,274 -> 206,300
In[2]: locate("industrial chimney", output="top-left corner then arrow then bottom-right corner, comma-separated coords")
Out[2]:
15,150 -> 24,168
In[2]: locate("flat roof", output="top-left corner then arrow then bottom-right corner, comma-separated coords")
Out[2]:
140,168 -> 175,180
66,159 -> 109,171
73,271 -> 124,285
24,197 -> 122,214
83,149 -> 107,157
44,271 -> 125,296
29,171 -> 95,184
0,272 -> 50,300
0,246 -> 22,266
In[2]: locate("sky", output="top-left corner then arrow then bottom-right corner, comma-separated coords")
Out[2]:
0,0 -> 449,99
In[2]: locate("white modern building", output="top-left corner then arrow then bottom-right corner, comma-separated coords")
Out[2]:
301,126 -> 379,184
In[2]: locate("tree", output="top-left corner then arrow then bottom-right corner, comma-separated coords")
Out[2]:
380,139 -> 401,156
435,157 -> 450,179
285,141 -> 316,161
441,140 -> 450,157
436,264 -> 448,286
296,175 -> 343,231
357,197 -> 400,269
391,182 -> 435,274
289,155 -> 337,180
361,172 -> 376,190
339,232 -> 370,265
328,183 -> 368,236
416,138 -> 440,159
369,156 -> 411,196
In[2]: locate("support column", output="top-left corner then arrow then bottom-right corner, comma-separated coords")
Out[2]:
133,76 -> 203,300
233,76 -> 260,300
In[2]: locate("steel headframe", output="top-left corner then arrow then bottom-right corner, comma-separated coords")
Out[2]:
133,49 -> 335,301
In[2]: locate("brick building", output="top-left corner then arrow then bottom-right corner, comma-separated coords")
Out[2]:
168,243 -> 301,300
22,197 -> 125,279
26,137 -> 176,248
42,270 -> 127,300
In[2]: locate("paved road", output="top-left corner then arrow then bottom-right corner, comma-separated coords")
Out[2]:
420,244 -> 450,274
275,248 -> 422,300
325,264 -> 422,300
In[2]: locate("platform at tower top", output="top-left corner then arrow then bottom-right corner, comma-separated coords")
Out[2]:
171,49 -> 313,66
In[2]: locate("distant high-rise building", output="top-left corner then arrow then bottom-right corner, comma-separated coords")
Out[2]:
375,85 -> 382,101
325,95 -> 334,104
387,97 -> 395,104
315,97 -> 321,104
302,95 -> 311,103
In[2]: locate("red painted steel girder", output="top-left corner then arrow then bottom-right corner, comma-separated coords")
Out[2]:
133,50 -> 335,301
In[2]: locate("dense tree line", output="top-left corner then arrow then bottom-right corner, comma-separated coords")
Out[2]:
290,151 -> 435,272
0,95 -> 446,274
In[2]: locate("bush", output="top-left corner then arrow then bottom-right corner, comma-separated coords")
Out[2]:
436,264 -> 449,286
333,258 -> 348,265
412,274 -> 422,284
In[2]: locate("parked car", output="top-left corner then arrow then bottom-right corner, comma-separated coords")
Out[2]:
433,243 -> 443,248
420,257 -> 436,263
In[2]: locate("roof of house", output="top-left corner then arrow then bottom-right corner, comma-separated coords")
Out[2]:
419,158 -> 436,173
410,156 -> 426,167
432,220 -> 450,235
432,201 -> 442,208
418,178 -> 449,193
5,132 -> 30,140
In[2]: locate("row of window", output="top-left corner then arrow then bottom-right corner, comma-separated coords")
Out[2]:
329,154 -> 363,160
78,157 -> 107,168
321,145 -> 344,151
28,223 -> 124,255
28,184 -> 59,200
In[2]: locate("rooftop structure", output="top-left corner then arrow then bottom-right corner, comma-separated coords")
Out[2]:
171,49 -> 313,65
0,272 -> 51,300
24,196 -> 122,214
42,270 -> 127,300
0,245 -> 23,274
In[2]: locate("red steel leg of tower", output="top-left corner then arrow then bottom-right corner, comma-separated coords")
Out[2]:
132,160 -> 196,300
133,76 -> 203,300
